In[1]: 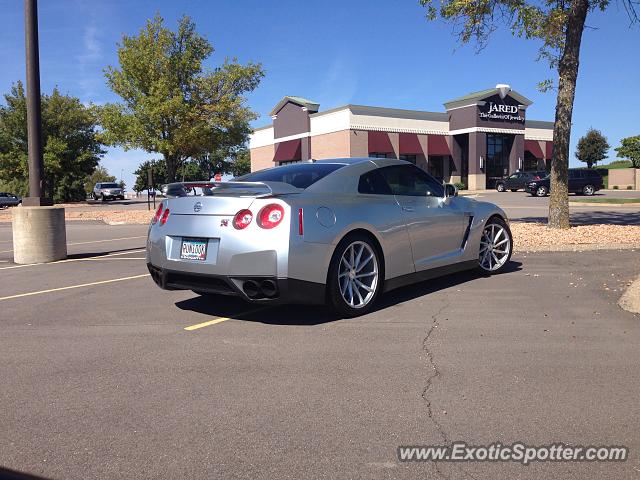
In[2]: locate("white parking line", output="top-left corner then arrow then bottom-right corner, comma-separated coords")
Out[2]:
0,274 -> 151,302
0,249 -> 145,270
0,235 -> 146,254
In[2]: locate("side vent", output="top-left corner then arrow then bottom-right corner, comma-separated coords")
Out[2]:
460,215 -> 474,249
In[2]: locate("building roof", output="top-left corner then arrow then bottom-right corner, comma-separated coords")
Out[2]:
444,87 -> 533,110
269,96 -> 320,116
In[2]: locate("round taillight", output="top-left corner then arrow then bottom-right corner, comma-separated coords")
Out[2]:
258,204 -> 285,229
152,203 -> 164,224
233,209 -> 253,229
160,208 -> 170,226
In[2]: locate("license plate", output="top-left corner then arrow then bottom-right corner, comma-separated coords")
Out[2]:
180,238 -> 208,261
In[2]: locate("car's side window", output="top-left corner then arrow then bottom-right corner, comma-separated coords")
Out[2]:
358,169 -> 393,195
379,165 -> 444,197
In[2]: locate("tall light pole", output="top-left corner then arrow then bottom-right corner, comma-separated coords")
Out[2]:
12,0 -> 66,264
23,0 -> 49,206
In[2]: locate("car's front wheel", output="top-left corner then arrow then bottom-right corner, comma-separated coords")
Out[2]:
582,184 -> 595,196
327,234 -> 383,317
496,183 -> 506,192
535,185 -> 549,197
510,189 -> 518,192
479,217 -> 513,273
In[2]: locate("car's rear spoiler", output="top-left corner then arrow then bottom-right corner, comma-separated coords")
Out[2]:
174,181 -> 302,197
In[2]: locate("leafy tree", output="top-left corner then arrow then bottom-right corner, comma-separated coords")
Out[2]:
0,82 -> 105,202
230,148 -> 251,177
100,14 -> 264,183
84,165 -> 116,194
615,135 -> 640,168
419,0 -> 638,228
575,128 -> 609,168
133,159 -> 167,192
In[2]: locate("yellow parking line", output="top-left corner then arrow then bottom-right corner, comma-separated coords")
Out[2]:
0,235 -> 146,254
0,249 -> 146,270
184,308 -> 267,331
0,274 -> 150,302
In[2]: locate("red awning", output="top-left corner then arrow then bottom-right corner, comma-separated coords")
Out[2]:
273,139 -> 302,162
399,133 -> 423,155
427,135 -> 451,156
545,141 -> 553,159
525,140 -> 544,159
368,131 -> 394,154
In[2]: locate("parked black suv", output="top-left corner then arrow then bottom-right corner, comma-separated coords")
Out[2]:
525,169 -> 604,197
495,171 -> 548,192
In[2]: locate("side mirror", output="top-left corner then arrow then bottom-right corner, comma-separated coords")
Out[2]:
444,184 -> 458,198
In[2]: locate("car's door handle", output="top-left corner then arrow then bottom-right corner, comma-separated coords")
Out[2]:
402,205 -> 414,212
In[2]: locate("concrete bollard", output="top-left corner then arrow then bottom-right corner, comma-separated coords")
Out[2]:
12,206 -> 67,264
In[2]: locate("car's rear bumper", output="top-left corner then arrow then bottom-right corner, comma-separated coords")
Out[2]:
147,263 -> 326,305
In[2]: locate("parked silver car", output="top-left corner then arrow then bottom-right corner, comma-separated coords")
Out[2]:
92,182 -> 124,201
0,192 -> 21,208
146,158 -> 513,316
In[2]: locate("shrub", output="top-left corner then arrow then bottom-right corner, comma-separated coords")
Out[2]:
627,186 -> 633,190
453,181 -> 467,191
613,185 -> 619,189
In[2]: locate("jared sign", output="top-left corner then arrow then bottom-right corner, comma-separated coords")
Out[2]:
479,102 -> 524,123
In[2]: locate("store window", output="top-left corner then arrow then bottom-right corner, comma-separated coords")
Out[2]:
399,154 -> 417,164
486,134 -> 513,188
369,153 -> 388,158
279,160 -> 302,166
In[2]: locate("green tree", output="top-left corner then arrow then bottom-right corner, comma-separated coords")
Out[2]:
419,0 -> 638,228
615,136 -> 640,168
133,159 -> 167,192
84,165 -> 116,194
100,14 -> 264,183
0,82 -> 105,202
575,128 -> 609,168
230,148 -> 251,177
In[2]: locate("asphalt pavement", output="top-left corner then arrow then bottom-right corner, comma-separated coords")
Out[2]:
0,220 -> 639,479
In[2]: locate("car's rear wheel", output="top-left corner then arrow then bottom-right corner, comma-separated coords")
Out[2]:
510,189 -> 518,192
478,217 -> 512,273
582,184 -> 595,196
496,183 -> 505,192
327,234 -> 383,317
535,185 -> 548,197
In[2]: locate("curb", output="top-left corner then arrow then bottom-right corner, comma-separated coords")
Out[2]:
516,244 -> 639,253
619,274 -> 640,315
569,202 -> 640,207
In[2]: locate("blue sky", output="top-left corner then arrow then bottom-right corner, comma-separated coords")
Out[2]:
1,0 -> 638,188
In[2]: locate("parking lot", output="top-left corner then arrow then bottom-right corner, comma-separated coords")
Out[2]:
1,208 -> 640,479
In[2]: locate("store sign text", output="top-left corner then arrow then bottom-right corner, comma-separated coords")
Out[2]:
479,102 -> 524,123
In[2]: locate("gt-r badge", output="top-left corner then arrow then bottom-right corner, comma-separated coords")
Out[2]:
220,219 -> 229,227
193,202 -> 203,213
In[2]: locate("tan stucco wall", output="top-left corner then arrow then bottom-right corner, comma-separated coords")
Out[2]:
310,130 -> 351,159
350,130 -> 368,157
250,144 -> 274,172
608,168 -> 638,190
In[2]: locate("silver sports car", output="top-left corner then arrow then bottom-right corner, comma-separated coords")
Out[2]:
146,158 -> 513,316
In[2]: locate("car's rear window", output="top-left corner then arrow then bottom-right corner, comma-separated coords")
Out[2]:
235,163 -> 345,189
100,183 -> 119,188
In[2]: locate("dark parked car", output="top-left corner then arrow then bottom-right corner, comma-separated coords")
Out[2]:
495,171 -> 548,192
525,169 -> 604,197
0,192 -> 22,208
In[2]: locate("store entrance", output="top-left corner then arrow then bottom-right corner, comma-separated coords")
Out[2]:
486,134 -> 513,189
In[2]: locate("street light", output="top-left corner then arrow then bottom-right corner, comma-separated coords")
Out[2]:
11,0 -> 67,264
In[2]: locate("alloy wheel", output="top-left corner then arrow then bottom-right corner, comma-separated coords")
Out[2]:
583,185 -> 595,195
479,223 -> 511,272
338,241 -> 379,309
536,186 -> 547,197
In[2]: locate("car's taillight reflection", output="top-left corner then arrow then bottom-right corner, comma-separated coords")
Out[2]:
233,209 -> 253,229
